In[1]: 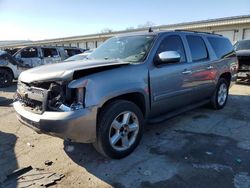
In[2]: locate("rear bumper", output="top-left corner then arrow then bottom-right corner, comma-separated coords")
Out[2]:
13,101 -> 97,143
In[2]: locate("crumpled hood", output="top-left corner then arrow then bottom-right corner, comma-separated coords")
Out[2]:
19,59 -> 130,83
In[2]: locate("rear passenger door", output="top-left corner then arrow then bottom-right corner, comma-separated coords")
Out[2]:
41,47 -> 61,65
149,35 -> 194,117
186,35 -> 216,101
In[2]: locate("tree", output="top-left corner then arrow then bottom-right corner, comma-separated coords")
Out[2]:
99,28 -> 113,33
137,21 -> 156,29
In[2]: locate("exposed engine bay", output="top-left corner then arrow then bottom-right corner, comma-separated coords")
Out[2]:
16,81 -> 84,114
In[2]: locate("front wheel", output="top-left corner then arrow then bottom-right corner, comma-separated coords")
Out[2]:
210,78 -> 229,110
94,100 -> 144,159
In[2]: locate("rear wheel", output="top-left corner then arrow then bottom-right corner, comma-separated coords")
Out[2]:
94,100 -> 144,159
0,69 -> 13,88
210,78 -> 229,110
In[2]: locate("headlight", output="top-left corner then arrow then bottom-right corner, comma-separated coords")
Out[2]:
69,87 -> 85,111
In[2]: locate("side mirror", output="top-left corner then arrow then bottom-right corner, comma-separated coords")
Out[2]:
156,51 -> 181,65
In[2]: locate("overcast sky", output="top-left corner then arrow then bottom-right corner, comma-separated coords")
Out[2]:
0,0 -> 249,41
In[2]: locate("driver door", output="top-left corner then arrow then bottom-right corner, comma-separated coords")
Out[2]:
149,35 -> 194,117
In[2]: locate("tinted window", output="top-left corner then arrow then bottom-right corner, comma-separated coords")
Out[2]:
42,48 -> 58,58
157,35 -> 186,62
208,37 -> 234,58
20,47 -> 38,58
187,35 -> 208,62
64,49 -> 82,57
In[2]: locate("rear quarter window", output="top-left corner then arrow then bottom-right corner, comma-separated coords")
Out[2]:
186,35 -> 208,62
207,37 -> 234,59
64,49 -> 82,57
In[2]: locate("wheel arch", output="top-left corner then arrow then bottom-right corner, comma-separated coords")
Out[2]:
98,92 -> 148,119
219,72 -> 231,86
0,66 -> 14,78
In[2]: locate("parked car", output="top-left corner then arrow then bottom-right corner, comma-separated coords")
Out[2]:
234,39 -> 250,81
64,49 -> 94,62
0,46 -> 83,87
14,30 -> 238,158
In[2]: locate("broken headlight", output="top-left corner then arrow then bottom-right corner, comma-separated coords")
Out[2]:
57,87 -> 85,112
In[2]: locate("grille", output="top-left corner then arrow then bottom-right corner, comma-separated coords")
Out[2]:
17,82 -> 48,113
17,93 -> 42,108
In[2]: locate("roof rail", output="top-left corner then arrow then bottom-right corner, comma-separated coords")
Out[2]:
174,29 -> 223,36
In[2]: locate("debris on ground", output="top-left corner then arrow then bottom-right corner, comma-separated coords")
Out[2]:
65,145 -> 75,153
35,168 -> 45,171
205,151 -> 213,155
26,142 -> 34,147
236,158 -> 242,164
44,160 -> 53,166
143,170 -> 152,176
1,167 -> 64,188
7,166 -> 33,179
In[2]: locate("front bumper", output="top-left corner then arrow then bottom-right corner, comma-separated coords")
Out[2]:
13,101 -> 97,143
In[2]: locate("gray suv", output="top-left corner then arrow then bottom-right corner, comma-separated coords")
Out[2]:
13,31 -> 238,158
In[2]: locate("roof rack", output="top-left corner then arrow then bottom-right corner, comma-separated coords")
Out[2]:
174,29 -> 223,36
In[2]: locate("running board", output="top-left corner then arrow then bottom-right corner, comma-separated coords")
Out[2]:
147,100 -> 209,124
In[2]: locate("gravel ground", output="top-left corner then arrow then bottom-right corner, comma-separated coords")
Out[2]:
0,83 -> 250,188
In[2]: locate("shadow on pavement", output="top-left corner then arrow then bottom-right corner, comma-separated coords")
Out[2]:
63,93 -> 250,187
0,131 -> 17,188
0,97 -> 13,106
0,84 -> 17,93
0,84 -> 16,106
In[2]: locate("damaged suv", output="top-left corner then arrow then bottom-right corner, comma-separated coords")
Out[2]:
234,39 -> 250,81
0,46 -> 83,87
14,31 -> 238,158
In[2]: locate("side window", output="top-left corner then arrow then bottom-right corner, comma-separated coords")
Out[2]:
207,37 -> 234,58
20,47 -> 38,58
42,48 -> 58,58
64,49 -> 81,57
186,35 -> 208,62
157,35 -> 186,62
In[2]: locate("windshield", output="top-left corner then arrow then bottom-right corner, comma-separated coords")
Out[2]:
234,40 -> 250,50
88,35 -> 155,63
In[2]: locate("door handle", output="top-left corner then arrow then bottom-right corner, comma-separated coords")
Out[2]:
182,70 -> 192,74
206,65 -> 214,70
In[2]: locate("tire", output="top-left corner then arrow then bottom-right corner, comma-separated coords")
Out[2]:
94,100 -> 144,159
0,69 -> 13,88
210,78 -> 229,110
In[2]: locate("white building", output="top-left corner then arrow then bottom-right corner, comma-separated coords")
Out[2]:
1,15 -> 250,50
